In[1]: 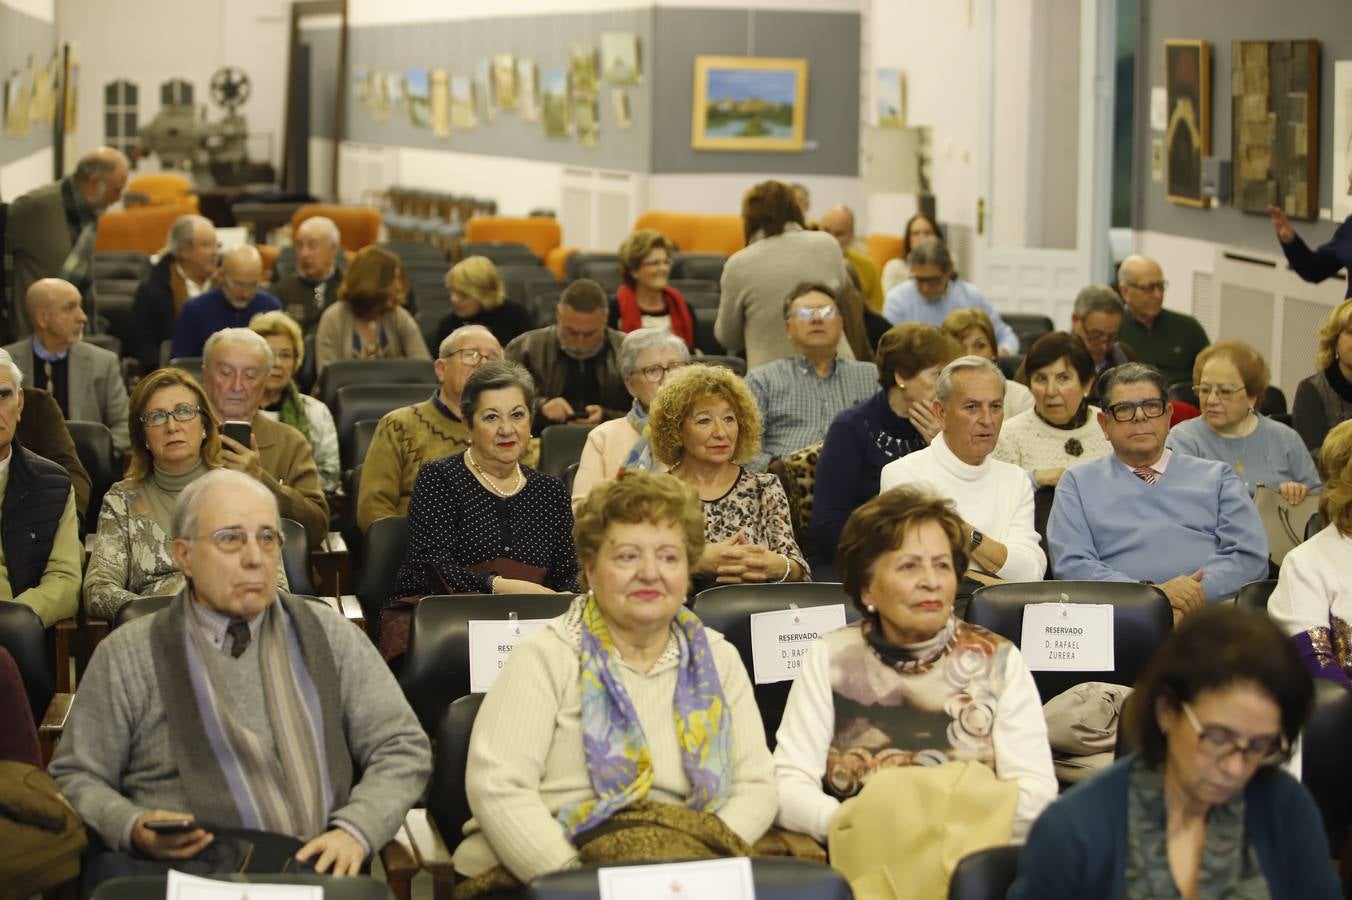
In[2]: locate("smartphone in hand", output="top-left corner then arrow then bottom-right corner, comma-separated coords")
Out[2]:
144,818 -> 198,834
222,420 -> 252,447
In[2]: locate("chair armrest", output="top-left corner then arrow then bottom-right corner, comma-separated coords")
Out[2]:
38,692 -> 75,766
404,808 -> 457,900
380,824 -> 421,900
753,827 -> 827,863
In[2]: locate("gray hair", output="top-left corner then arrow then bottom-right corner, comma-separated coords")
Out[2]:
167,214 -> 214,256
171,468 -> 278,541
73,148 -> 128,187
0,349 -> 24,388
438,323 -> 496,358
204,327 -> 275,370
1073,284 -> 1125,320
1097,362 -> 1167,406
934,354 -> 1005,404
618,328 -> 689,377
907,237 -> 954,273
297,215 -> 341,247
459,359 -> 536,423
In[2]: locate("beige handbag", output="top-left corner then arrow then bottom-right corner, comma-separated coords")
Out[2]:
1254,485 -> 1320,565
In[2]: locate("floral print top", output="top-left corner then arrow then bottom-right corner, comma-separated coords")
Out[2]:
700,467 -> 810,580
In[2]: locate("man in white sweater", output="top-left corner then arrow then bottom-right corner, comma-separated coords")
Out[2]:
879,356 -> 1046,582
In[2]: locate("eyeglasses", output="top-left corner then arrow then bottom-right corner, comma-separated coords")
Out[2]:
1194,383 -> 1245,401
639,257 -> 672,269
790,305 -> 838,322
1126,280 -> 1169,294
190,526 -> 285,553
913,275 -> 946,288
635,361 -> 688,383
223,278 -> 260,293
1082,329 -> 1119,343
1105,398 -> 1168,422
141,404 -> 202,427
442,348 -> 501,365
1181,702 -> 1287,766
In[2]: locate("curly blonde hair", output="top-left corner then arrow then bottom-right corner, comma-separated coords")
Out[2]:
647,363 -> 761,467
1316,299 -> 1352,373
573,471 -> 706,589
1319,419 -> 1352,538
446,256 -> 505,311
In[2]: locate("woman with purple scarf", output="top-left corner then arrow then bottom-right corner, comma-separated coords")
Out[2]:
451,471 -> 776,896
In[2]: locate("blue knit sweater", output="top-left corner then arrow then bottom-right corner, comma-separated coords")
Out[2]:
1047,452 -> 1268,600
170,288 -> 283,360
1007,756 -> 1340,900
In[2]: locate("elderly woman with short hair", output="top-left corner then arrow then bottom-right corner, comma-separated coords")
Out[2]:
391,360 -> 577,606
453,471 -> 775,893
315,245 -> 430,374
571,327 -> 689,510
648,363 -> 809,588
434,255 -> 535,351
1167,340 -> 1320,504
775,487 -> 1056,848
942,307 -> 1034,418
611,229 -> 695,348
250,310 -> 339,492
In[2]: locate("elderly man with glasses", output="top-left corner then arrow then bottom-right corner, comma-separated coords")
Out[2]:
1114,255 -> 1210,388
1048,363 -> 1267,619
357,324 -> 512,531
745,282 -> 877,471
170,245 -> 282,363
51,468 -> 430,889
882,238 -> 1019,354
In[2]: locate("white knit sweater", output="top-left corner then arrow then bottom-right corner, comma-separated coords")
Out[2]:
992,406 -> 1112,477
878,434 -> 1046,581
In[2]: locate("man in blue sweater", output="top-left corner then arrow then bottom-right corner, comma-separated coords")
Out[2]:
1048,363 -> 1267,617
170,245 -> 281,362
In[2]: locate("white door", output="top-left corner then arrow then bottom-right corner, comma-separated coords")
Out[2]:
973,0 -> 1116,336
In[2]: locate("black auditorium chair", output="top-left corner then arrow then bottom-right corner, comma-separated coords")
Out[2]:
1234,579 -> 1277,614
692,582 -> 858,747
565,252 -> 619,282
0,601 -> 54,722
280,517 -> 317,597
563,462 -> 579,498
1306,512 -> 1326,541
349,419 -> 381,473
400,593 -> 575,733
83,332 -> 122,357
692,307 -> 723,355
167,356 -> 205,385
91,875 -> 393,900
113,595 -> 174,629
1302,679 -> 1352,862
671,252 -> 727,283
1002,313 -> 1054,350
695,354 -> 746,376
527,858 -> 852,900
667,278 -> 719,295
427,693 -> 484,866
964,581 -> 1172,703
538,424 -> 595,480
334,383 -> 431,471
355,515 -> 408,636
67,420 -> 119,526
683,291 -> 721,312
460,241 -> 539,266
574,261 -> 623,294
948,845 -> 1022,900
316,359 -> 437,411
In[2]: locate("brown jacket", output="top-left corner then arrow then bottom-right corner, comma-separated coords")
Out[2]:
252,413 -> 329,548
17,388 -> 91,524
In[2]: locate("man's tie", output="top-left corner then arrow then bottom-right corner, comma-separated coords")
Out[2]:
1132,465 -> 1158,485
42,360 -> 53,390
227,618 -> 252,658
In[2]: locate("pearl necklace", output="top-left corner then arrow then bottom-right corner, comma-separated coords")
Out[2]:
466,448 -> 524,497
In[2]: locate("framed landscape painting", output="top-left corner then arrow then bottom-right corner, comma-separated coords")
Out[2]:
1164,39 -> 1211,207
691,56 -> 807,152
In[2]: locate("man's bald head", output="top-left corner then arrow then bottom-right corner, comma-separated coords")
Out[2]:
26,279 -> 87,352
221,246 -> 264,310
819,204 -> 856,254
74,147 -> 130,212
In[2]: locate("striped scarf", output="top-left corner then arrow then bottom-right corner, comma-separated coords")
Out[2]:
182,598 -> 332,839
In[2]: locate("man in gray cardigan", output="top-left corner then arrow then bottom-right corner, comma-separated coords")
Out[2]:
50,469 -> 430,879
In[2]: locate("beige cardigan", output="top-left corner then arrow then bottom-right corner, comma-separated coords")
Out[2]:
454,603 -> 777,881
570,416 -> 670,511
313,303 -> 430,375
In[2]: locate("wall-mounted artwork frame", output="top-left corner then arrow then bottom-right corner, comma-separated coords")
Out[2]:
691,55 -> 807,152
601,32 -> 640,86
540,67 -> 570,138
1232,39 -> 1320,219
1165,39 -> 1210,208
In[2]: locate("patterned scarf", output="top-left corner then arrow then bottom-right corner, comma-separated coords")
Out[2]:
274,381 -> 312,441
557,594 -> 733,839
182,597 -> 333,839
1124,755 -> 1270,900
621,398 -> 657,473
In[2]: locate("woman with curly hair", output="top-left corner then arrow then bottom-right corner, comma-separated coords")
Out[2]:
648,363 -> 809,588
314,245 -> 430,374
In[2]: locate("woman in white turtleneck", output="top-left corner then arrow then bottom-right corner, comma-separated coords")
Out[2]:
83,367 -> 287,620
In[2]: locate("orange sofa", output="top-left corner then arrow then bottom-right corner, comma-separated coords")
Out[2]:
864,233 -> 905,276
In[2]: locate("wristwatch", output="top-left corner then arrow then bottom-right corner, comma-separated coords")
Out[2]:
969,529 -> 984,550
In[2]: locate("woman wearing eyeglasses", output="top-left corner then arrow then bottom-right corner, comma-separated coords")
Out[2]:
611,230 -> 695,349
84,368 -> 287,620
1165,341 -> 1319,503
571,328 -> 689,511
1008,605 -> 1337,900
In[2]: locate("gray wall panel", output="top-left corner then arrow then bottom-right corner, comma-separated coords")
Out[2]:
650,7 -> 859,176
1138,0 -> 1351,250
0,3 -> 55,167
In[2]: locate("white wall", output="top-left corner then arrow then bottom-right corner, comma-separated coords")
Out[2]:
56,0 -> 291,174
0,146 -> 54,199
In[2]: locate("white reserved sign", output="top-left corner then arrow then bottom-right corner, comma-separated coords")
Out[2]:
468,619 -> 551,693
167,870 -> 321,900
1019,602 -> 1115,672
598,857 -> 754,900
749,604 -> 848,685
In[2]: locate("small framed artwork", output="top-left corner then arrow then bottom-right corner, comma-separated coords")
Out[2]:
1231,39 -> 1320,219
492,53 -> 517,111
876,67 -> 904,127
430,69 -> 450,137
450,75 -> 476,130
517,59 -> 539,121
601,32 -> 640,85
541,67 -> 570,138
691,56 -> 807,152
570,45 -> 598,95
405,67 -> 430,128
1164,39 -> 1211,207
